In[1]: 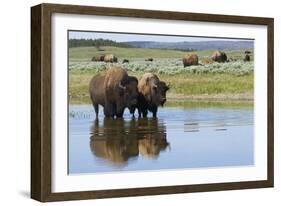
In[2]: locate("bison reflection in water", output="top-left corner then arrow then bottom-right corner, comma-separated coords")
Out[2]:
89,117 -> 170,166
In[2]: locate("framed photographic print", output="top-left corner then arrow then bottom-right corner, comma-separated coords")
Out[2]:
31,3 -> 274,202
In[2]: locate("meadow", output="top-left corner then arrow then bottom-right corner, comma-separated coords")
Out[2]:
69,46 -> 254,104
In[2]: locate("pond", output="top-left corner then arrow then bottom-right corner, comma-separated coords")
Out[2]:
68,103 -> 254,174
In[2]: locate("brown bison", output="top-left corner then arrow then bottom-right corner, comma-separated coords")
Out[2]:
244,54 -> 251,62
122,59 -> 129,63
211,51 -> 228,63
131,73 -> 169,118
145,58 -> 153,62
91,54 -> 105,62
104,54 -> 118,63
183,54 -> 199,67
89,66 -> 138,118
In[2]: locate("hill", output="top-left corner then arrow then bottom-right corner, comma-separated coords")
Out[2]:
124,40 -> 254,51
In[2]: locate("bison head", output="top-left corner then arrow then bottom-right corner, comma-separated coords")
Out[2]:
118,76 -> 138,108
150,80 -> 169,106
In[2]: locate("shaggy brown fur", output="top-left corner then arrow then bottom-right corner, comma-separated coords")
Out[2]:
104,66 -> 138,118
91,55 -> 105,62
89,66 -> 138,118
183,54 -> 199,67
133,73 -> 169,118
89,74 -> 106,116
104,54 -> 118,63
211,51 -> 228,63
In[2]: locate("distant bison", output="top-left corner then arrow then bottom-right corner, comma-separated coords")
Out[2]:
122,59 -> 129,63
183,54 -> 199,67
104,54 -> 118,63
131,73 -> 169,118
244,54 -> 251,62
211,51 -> 228,63
89,66 -> 138,118
91,55 -> 105,62
245,50 -> 252,54
145,58 -> 153,62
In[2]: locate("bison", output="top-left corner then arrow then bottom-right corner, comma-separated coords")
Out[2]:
91,54 -> 105,62
244,54 -> 251,62
122,59 -> 129,63
211,51 -> 228,63
89,66 -> 138,118
183,54 -> 199,67
104,54 -> 118,63
145,58 -> 153,62
131,73 -> 169,118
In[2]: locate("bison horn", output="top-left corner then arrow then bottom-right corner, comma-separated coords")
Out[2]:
118,82 -> 126,90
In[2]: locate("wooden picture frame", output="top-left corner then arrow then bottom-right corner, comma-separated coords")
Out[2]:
31,3 -> 274,202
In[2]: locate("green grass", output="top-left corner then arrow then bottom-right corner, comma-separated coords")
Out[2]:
69,70 -> 253,104
69,46 -> 253,61
69,46 -> 188,61
68,46 -> 254,104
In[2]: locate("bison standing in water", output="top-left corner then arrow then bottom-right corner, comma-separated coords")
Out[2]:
182,54 -> 199,67
211,51 -> 228,63
89,66 -> 138,118
104,54 -> 118,63
131,73 -> 169,118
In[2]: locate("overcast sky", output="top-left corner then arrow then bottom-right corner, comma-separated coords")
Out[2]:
69,31 -> 253,42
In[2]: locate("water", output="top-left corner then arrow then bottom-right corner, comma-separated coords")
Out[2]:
68,104 -> 254,174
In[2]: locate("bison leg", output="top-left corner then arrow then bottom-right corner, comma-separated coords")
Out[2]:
142,109 -> 148,118
104,101 -> 114,118
116,108 -> 125,118
151,106 -> 158,118
137,108 -> 142,118
93,104 -> 99,117
116,103 -> 125,118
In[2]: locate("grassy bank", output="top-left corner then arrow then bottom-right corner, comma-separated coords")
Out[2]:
69,69 -> 253,104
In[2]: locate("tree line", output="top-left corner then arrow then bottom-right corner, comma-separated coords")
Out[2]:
68,38 -> 133,48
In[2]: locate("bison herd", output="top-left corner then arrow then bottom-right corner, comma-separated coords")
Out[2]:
182,50 -> 251,66
93,50 -> 251,69
89,66 -> 169,119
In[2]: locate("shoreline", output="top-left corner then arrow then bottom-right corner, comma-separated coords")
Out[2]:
166,92 -> 253,102
69,92 -> 253,105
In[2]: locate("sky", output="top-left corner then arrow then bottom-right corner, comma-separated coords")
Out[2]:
68,31 -> 253,42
